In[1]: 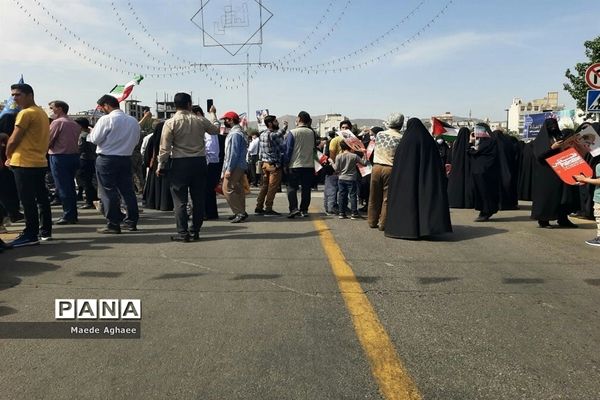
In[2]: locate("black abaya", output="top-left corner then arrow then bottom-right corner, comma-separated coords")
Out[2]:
517,141 -> 534,201
447,127 -> 474,208
143,122 -> 174,211
468,124 -> 500,218
530,119 -> 578,222
384,118 -> 452,239
492,130 -> 519,210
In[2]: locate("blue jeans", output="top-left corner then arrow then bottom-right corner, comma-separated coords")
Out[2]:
50,154 -> 80,221
337,179 -> 357,215
95,155 -> 139,228
323,175 -> 339,212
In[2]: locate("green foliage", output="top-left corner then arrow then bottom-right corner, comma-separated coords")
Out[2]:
564,36 -> 600,117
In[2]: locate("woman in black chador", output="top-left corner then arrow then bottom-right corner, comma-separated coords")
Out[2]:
468,123 -> 500,222
384,118 -> 452,239
492,130 -> 520,210
531,118 -> 578,228
143,122 -> 174,211
447,127 -> 474,208
517,140 -> 535,201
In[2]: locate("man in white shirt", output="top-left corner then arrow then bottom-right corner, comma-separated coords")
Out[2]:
247,133 -> 260,186
88,95 -> 141,234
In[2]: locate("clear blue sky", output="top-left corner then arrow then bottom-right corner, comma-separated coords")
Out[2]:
0,0 -> 594,122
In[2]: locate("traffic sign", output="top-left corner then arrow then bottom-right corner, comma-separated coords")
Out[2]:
585,63 -> 600,89
587,90 -> 600,113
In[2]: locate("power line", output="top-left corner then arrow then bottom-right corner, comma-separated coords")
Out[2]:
269,0 -> 453,74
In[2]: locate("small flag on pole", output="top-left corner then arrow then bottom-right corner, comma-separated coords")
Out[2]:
0,75 -> 24,118
431,117 -> 458,142
108,75 -> 144,103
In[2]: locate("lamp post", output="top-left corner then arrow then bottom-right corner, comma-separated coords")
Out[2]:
504,108 -> 509,134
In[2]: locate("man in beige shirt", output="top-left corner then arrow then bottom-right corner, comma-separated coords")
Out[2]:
157,92 -> 219,242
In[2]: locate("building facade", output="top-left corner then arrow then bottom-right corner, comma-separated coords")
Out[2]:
318,113 -> 347,137
507,92 -> 563,135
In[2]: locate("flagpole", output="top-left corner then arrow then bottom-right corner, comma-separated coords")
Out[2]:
246,52 -> 250,132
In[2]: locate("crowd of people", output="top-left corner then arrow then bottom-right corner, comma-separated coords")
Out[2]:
1,82 -> 600,251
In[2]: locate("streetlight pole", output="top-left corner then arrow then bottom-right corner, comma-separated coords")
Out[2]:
504,108 -> 509,134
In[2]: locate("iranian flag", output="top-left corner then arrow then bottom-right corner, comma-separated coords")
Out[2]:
108,75 -> 144,102
431,117 -> 458,142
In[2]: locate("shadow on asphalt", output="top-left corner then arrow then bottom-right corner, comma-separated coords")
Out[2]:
427,225 -> 509,242
0,301 -> 18,317
487,215 -> 534,223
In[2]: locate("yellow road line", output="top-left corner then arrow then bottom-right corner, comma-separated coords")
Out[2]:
312,218 -> 422,400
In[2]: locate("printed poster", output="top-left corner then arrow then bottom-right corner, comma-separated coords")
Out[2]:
545,148 -> 593,185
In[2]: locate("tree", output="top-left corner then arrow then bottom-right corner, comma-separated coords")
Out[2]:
564,35 -> 600,118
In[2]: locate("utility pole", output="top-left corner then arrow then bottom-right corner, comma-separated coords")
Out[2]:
246,52 -> 250,131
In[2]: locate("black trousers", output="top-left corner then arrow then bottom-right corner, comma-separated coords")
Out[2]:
205,162 -> 222,219
287,167 -> 314,212
0,168 -> 21,218
169,157 -> 207,234
79,158 -> 98,205
12,167 -> 52,237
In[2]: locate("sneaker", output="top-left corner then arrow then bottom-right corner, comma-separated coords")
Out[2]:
557,219 -> 578,228
254,208 -> 265,215
97,226 -> 121,234
171,233 -> 190,242
350,213 -> 362,220
228,215 -> 237,220
189,232 -> 200,241
10,233 -> 40,248
10,212 -> 24,223
240,212 -> 249,221
40,234 -> 52,241
339,214 -> 348,219
585,237 -> 600,247
300,211 -> 309,218
287,210 -> 301,219
230,214 -> 245,223
122,222 -> 138,231
55,218 -> 77,225
263,209 -> 281,216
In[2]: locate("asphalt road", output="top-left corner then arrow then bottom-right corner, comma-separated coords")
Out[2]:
0,189 -> 599,400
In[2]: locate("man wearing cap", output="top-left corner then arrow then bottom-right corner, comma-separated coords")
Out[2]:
368,112 -> 404,231
284,111 -> 319,218
157,92 -> 220,242
255,115 -> 287,216
221,111 -> 248,223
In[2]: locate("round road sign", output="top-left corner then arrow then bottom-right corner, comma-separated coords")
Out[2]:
585,63 -> 600,90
